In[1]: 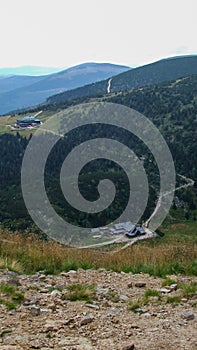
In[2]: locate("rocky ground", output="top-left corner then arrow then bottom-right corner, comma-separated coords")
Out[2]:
0,269 -> 196,350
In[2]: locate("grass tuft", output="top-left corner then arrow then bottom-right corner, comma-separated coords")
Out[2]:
64,283 -> 96,303
162,278 -> 177,287
144,289 -> 161,298
166,296 -> 181,304
0,257 -> 24,274
0,283 -> 24,309
128,298 -> 144,312
179,282 -> 197,298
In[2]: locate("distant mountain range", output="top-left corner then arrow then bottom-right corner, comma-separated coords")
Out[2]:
1,56 -> 197,115
47,55 -> 197,105
0,66 -> 64,76
0,63 -> 129,114
0,63 -> 130,114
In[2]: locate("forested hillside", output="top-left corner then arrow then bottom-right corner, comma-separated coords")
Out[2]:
108,75 -> 197,181
47,56 -> 197,105
0,75 -> 196,232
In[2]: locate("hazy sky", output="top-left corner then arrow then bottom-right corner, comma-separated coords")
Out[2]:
0,0 -> 196,68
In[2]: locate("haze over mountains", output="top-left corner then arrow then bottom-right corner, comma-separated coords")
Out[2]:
0,63 -> 130,114
0,66 -> 64,76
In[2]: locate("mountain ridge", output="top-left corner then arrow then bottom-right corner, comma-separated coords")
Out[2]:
0,63 -> 130,115
46,55 -> 197,105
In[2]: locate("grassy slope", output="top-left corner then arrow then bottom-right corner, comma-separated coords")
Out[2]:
0,214 -> 196,276
0,76 -> 196,276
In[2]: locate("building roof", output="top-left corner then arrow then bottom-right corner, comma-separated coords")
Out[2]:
17,116 -> 40,123
115,222 -> 136,231
91,228 -> 100,233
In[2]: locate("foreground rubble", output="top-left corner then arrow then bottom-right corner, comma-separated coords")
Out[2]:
0,269 -> 196,350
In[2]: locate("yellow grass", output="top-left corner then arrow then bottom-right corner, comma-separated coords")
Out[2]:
0,229 -> 196,276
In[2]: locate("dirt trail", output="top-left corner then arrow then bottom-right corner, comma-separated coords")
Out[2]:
107,78 -> 112,93
145,174 -> 194,228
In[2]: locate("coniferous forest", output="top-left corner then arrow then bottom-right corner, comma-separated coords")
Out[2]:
0,75 -> 196,232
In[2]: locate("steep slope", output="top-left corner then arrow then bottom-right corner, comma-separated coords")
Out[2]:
0,63 -> 130,115
47,55 -> 197,105
109,55 -> 197,92
107,74 -> 197,182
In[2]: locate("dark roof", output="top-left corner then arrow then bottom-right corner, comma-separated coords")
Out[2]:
17,116 -> 40,123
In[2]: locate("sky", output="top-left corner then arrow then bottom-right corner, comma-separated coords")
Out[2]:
0,0 -> 196,69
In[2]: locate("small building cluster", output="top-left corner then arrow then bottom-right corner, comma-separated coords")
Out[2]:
91,221 -> 146,239
12,116 -> 41,129
17,116 -> 41,128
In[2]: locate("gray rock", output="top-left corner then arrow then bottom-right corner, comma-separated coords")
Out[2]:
181,298 -> 188,302
166,284 -> 178,292
7,278 -> 21,286
40,308 -> 50,313
29,339 -> 43,349
80,314 -> 94,326
29,306 -> 41,316
170,283 -> 178,290
60,272 -> 68,277
181,311 -> 195,320
140,312 -> 151,317
68,270 -> 77,274
134,308 -> 144,314
44,322 -> 58,332
54,284 -> 65,290
48,303 -> 56,311
5,271 -> 18,276
39,288 -> 49,293
106,308 -> 121,315
24,296 -> 38,306
44,284 -> 53,290
159,288 -> 171,293
122,344 -> 135,350
50,290 -> 62,298
120,295 -> 129,302
85,303 -> 100,310
38,274 -> 46,280
135,282 -> 146,288
178,277 -> 188,284
96,287 -> 109,295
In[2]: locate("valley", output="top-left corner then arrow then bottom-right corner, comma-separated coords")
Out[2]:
0,55 -> 196,283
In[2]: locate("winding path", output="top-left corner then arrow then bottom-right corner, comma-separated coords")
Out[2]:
81,173 -> 195,250
145,174 -> 195,228
107,78 -> 112,94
